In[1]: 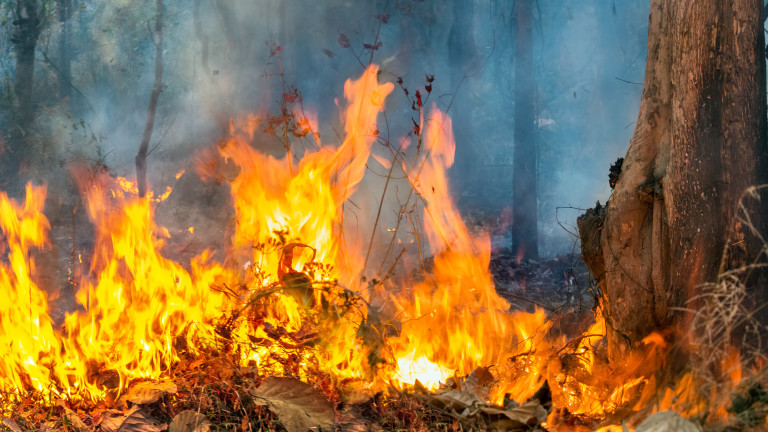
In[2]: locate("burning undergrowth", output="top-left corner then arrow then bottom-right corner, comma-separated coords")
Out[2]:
0,66 -> 766,432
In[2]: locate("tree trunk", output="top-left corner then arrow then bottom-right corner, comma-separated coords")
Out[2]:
12,0 -> 43,134
579,0 -> 768,361
136,0 -> 164,198
511,0 -> 538,260
58,0 -> 72,101
447,0 -> 479,208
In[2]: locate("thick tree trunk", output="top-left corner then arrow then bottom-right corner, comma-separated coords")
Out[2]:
579,0 -> 768,361
511,0 -> 538,259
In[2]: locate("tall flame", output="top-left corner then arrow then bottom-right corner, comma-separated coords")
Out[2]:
0,64 -> 752,431
0,185 -> 71,399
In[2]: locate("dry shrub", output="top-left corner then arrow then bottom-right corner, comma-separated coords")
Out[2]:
684,185 -> 768,429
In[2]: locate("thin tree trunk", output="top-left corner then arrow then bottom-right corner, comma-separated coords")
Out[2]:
12,0 -> 42,134
579,0 -> 767,361
447,0 -> 479,208
136,0 -> 164,198
58,0 -> 71,101
511,0 -> 538,259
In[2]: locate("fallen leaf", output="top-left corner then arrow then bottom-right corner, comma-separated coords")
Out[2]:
63,407 -> 89,431
1,418 -> 22,432
168,411 -> 210,432
118,380 -> 178,407
420,391 -> 545,431
479,399 -> 547,425
100,406 -> 163,432
635,411 -> 702,432
426,390 -> 482,413
251,377 -> 335,432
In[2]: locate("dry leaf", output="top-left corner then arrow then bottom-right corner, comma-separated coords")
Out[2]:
63,407 -> 89,431
635,411 -> 702,432
1,418 -> 22,432
168,411 -> 210,432
426,390 -> 482,413
251,377 -> 335,432
118,380 -> 178,407
480,399 -> 547,425
40,421 -> 59,432
100,406 -> 163,432
421,390 -> 545,431
469,367 -> 495,386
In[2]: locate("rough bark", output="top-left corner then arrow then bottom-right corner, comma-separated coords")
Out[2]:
511,0 -> 539,259
136,0 -> 164,198
579,0 -> 768,361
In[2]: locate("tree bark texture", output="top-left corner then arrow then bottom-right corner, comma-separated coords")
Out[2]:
136,0 -> 164,198
511,0 -> 539,259
580,0 -> 768,362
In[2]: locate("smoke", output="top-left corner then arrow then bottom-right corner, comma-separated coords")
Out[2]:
1,0 -> 650,262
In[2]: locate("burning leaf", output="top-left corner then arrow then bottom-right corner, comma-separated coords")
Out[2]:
1,418 -> 22,432
251,377 -> 335,432
168,411 -> 210,432
100,407 -> 163,432
118,380 -> 178,407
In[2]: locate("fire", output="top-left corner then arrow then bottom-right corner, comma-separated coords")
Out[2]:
0,185 -> 71,399
0,64 -> 757,431
61,169 -> 231,396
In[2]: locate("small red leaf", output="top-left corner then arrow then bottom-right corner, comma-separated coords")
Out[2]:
269,44 -> 283,58
338,33 -> 351,48
375,13 -> 390,24
283,93 -> 298,103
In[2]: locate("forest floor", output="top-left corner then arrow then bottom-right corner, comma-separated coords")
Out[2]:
3,249 -> 601,432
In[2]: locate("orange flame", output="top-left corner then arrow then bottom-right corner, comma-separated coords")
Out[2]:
0,64 -> 756,431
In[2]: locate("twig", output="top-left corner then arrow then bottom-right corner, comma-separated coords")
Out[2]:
615,77 -> 643,85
